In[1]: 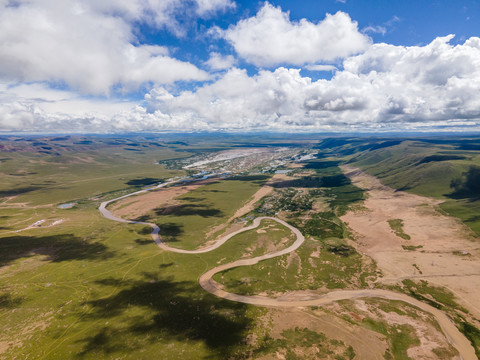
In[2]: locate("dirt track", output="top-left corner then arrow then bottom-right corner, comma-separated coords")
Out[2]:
99,176 -> 477,360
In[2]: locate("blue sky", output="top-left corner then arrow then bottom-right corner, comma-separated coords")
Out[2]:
0,0 -> 479,133
143,1 -> 480,73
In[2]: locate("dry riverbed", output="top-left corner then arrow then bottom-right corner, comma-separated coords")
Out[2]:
341,166 -> 480,319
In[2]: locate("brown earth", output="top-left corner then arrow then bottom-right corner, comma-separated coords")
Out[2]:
109,179 -> 216,220
340,166 -> 480,319
256,307 -> 387,360
325,298 -> 459,359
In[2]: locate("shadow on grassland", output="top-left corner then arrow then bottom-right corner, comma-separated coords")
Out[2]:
78,274 -> 251,357
134,214 -> 151,222
224,175 -> 270,185
154,204 -> 223,218
0,234 -> 114,267
133,222 -> 184,244
135,219 -> 184,245
134,238 -> 153,245
179,196 -> 207,202
0,186 -> 40,197
0,216 -> 10,229
303,160 -> 341,169
0,293 -> 23,309
449,165 -> 480,201
125,178 -> 163,186
158,222 -> 184,243
272,174 -> 350,189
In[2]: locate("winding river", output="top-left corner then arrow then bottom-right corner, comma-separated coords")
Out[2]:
99,179 -> 476,360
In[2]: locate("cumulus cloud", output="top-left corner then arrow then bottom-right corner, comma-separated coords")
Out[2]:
305,64 -> 337,72
0,82 -> 137,131
139,36 -> 480,131
2,36 -> 480,133
0,0 -> 216,95
221,2 -> 371,67
195,0 -> 236,16
204,52 -> 236,70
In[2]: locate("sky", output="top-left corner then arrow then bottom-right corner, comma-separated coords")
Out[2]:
1,0 -> 480,133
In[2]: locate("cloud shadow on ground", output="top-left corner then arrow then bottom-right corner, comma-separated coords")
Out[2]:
78,274 -> 251,357
0,234 -> 114,267
154,204 -> 223,218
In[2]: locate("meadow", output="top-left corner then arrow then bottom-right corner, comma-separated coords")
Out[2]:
1,134 -> 480,359
1,135 -> 340,359
326,137 -> 480,234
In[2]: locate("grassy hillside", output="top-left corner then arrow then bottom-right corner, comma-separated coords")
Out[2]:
0,136 -> 192,206
315,137 -> 480,235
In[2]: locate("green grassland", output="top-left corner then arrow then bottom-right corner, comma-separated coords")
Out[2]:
215,160 -> 377,295
0,204 -> 256,359
0,183 -> 277,357
214,232 -> 375,295
1,136 -> 339,359
132,175 -> 270,250
0,137 -> 191,207
250,327 -> 356,360
2,134 -> 480,359
319,137 -> 480,234
0,182 -> 354,358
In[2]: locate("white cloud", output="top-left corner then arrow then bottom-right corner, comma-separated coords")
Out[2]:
2,36 -> 480,133
83,0 -> 235,35
362,16 -> 400,37
0,82 -> 137,131
204,52 -> 236,70
221,2 -> 371,67
195,0 -> 236,16
0,0 -> 213,95
362,25 -> 387,35
305,64 -> 337,72
139,36 -> 480,131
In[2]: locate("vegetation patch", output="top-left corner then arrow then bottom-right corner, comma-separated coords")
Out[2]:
401,279 -> 461,310
250,327 -> 355,360
303,213 -> 344,238
455,318 -> 480,358
256,188 -> 313,215
402,245 -> 423,251
363,318 -> 420,359
400,279 -> 480,356
217,160 -> 376,294
388,219 -> 411,240
452,250 -> 471,256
